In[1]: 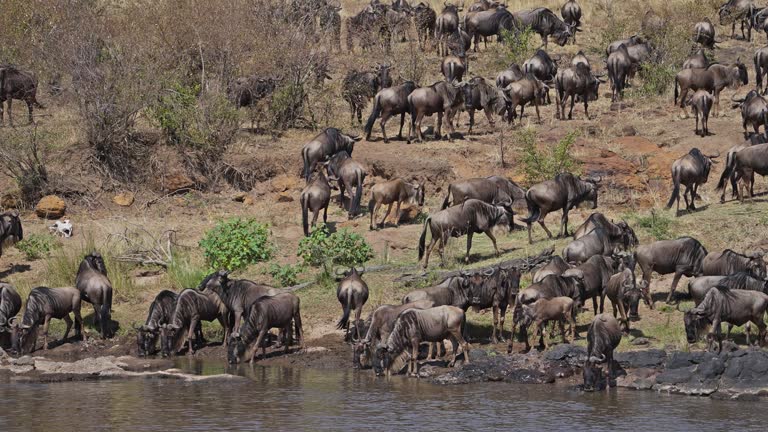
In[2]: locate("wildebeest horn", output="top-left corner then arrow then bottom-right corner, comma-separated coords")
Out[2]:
588,354 -> 605,363
706,151 -> 720,159
551,54 -> 562,62
731,94 -> 746,103
483,267 -> 495,276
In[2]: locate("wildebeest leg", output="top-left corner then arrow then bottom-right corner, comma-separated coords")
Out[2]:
380,203 -> 393,228
682,185 -> 691,211
62,314 -> 73,342
349,101 -> 355,125
73,305 -> 85,342
283,325 -> 292,354
370,201 -> 380,229
416,112 -> 425,142
485,230 -> 500,257
527,221 -> 533,244
491,306 -> 500,344
756,319 -> 767,347
498,303 -> 507,342
6,99 -> 12,127
187,318 -> 199,355
437,232 -> 448,267
422,235 -> 437,268
539,220 -> 554,239
618,301 -> 629,333
411,341 -> 419,376
666,272 -> 683,303
436,112 -> 443,140
355,305 -> 363,342
465,232 -> 473,263
250,328 -> 270,363
531,321 -> 542,350
394,201 -> 402,227
713,89 -> 720,117
311,208 -> 320,229
534,99 -> 541,123
566,311 -> 576,342
568,95 -> 576,120
397,112 -> 405,140
26,100 -> 33,124
467,108 -> 474,134
381,111 -> 391,143
559,210 -> 569,237
691,183 -> 699,210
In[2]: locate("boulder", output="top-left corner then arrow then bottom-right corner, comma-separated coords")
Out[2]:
615,349 -> 667,368
35,195 -> 66,219
271,174 -> 300,193
112,192 -> 135,207
1,193 -> 20,209
162,173 -> 195,193
276,193 -> 294,203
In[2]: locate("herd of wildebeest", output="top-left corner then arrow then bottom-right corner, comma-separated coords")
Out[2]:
4,0 -> 768,391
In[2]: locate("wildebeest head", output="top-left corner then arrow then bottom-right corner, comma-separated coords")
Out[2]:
354,340 -> 374,370
374,63 -> 393,89
136,323 -> 159,357
561,268 -> 586,302
1,211 -> 24,247
748,252 -> 766,279
198,270 -> 230,297
554,25 -> 573,47
374,342 -> 392,376
82,252 -> 108,276
583,176 -> 601,209
623,279 -> 648,320
732,59 -> 749,87
159,324 -> 180,357
13,321 -> 38,355
683,307 -> 709,344
617,221 -> 639,249
325,151 -> 353,182
582,361 -> 605,391
228,332 -> 247,364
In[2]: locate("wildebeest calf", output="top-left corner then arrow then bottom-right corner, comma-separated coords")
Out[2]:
228,293 -> 303,363
518,296 -> 576,350
368,178 -> 425,230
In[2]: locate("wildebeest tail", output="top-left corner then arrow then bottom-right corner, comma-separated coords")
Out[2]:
716,153 -> 735,190
302,147 -> 310,181
101,288 -> 113,338
520,191 -> 541,223
301,193 -> 310,237
337,290 -> 352,330
441,185 -> 452,209
756,53 -> 763,91
418,217 -> 431,260
665,165 -> 681,209
674,76 -> 679,105
364,94 -> 382,138
353,171 -> 364,217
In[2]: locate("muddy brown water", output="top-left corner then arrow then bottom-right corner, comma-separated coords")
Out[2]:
0,359 -> 765,431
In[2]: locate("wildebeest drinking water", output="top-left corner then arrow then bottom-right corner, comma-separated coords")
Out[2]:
0,283 -> 21,348
136,290 -> 203,357
160,287 -> 229,356
228,292 -> 303,364
664,148 -> 719,214
75,252 -> 113,338
198,270 -> 278,334
13,287 -> 85,355
336,267 -> 369,341
326,151 -> 367,219
301,168 -> 332,236
582,314 -> 622,391
0,210 -> 23,258
0,65 -> 44,126
368,178 -> 425,230
301,128 -> 361,181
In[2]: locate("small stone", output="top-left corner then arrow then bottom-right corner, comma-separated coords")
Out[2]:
162,173 -> 195,193
631,337 -> 650,346
112,192 -> 135,207
11,356 -> 36,367
35,195 -> 66,219
621,125 -> 637,136
276,193 -> 294,203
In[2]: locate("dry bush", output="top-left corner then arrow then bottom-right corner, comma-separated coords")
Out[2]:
0,126 -> 50,204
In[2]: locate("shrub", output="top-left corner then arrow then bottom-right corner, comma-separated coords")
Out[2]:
635,210 -> 673,240
0,126 -> 50,204
270,83 -> 308,130
632,64 -> 677,97
499,26 -> 537,67
199,218 -> 275,271
267,263 -> 302,287
15,233 -> 59,260
297,225 -> 374,270
520,129 -> 581,184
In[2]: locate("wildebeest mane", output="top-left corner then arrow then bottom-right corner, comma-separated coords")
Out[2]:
21,288 -> 61,328
679,236 -> 709,273
146,290 -> 177,327
488,7 -> 520,33
697,285 -> 736,323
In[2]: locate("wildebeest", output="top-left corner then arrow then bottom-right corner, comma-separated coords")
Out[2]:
0,283 -> 21,348
301,128 -> 361,181
532,255 -> 571,283
683,48 -> 709,70
227,75 -> 279,109
719,0 -> 756,41
136,290 -> 203,357
326,151 -> 367,219
582,314 -> 622,391
572,212 -> 633,241
674,61 -> 749,118
518,297 -> 576,349
702,249 -> 766,278
685,286 -> 768,352
560,0 -> 582,44
463,77 -> 508,132
570,50 -> 590,70
402,275 -> 470,310
406,79 -> 465,143
564,255 -> 615,314
716,138 -> 762,202
607,44 -> 632,102
336,268 -> 369,341
605,265 -> 650,332
665,148 -> 718,213
13,287 -> 85,355
0,210 -> 23,257
227,293 -> 303,363
523,49 -> 558,86
555,63 -> 602,120
463,0 -> 502,50
689,272 -> 768,306
75,252 -> 113,339
496,63 -> 525,88
198,270 -> 277,335
441,176 -> 523,214
522,173 -> 600,244
418,199 -> 512,268
376,305 -> 470,376
562,227 -> 636,265
441,53 -> 466,82
465,7 -> 521,52
300,169 -> 332,237
467,266 -> 521,343
687,90 -> 714,137
435,2 -> 462,56
414,2 -> 437,50
732,90 -> 768,139
342,64 -> 392,125
501,74 -> 548,124
346,5 -> 386,52
754,47 -> 768,95
369,178 -> 425,229
635,236 -> 708,303
715,142 -> 768,202
160,287 -> 229,357
514,7 -> 573,49
365,81 -> 418,142
694,18 -> 716,48
606,35 -> 644,56
0,66 -> 43,126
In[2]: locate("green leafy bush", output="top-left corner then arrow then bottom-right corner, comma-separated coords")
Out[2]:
199,218 -> 275,271
15,233 -> 59,260
520,129 -> 581,184
270,83 -> 307,130
267,263 -> 302,287
499,26 -> 537,66
632,64 -> 677,97
297,225 -> 374,270
635,211 -> 674,240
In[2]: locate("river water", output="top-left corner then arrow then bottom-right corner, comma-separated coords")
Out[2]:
0,360 -> 765,431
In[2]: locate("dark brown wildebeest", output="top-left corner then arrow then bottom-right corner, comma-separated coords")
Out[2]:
326,151 -> 367,219
518,297 -> 576,349
12,287 -> 85,355
683,48 -> 709,70
606,35 -> 644,56
465,7 -> 521,52
605,262 -> 650,333
402,275 -> 470,309
674,61 -> 749,118
523,49 -> 558,87
754,46 -> 768,95
694,18 -> 716,48
664,148 -> 718,213
635,236 -> 708,303
564,255 -> 615,314
336,267 -> 369,341
687,90 -> 714,137
160,287 -> 229,357
198,270 -> 278,335
0,210 -> 23,257
376,305 -> 470,377
582,314 -> 622,391
0,283 -> 21,349
346,5 -> 386,52
522,173 -> 600,244
719,0 -> 756,41
0,66 -> 43,126
227,75 -> 279,109
300,169 -> 332,236
533,255 -> 571,283
561,0 -> 582,44
365,81 -> 418,142
562,226 -> 637,265
441,176 -> 523,214
685,286 -> 768,352
441,53 -> 466,82
513,7 -> 573,49
572,212 -> 633,241
716,142 -> 768,202
496,63 -> 525,88
732,90 -> 768,138
717,137 -> 762,202
301,128 -> 361,181
466,265 -> 522,343
75,252 -> 113,339
136,290 -> 202,357
342,64 -> 392,125
702,249 -> 766,278
414,2 -> 437,50
368,178 -> 425,229
688,272 -> 768,306
463,0 -> 502,50
463,77 -> 508,132
501,74 -> 548,124
606,36 -> 652,80
555,63 -> 602,120
435,2 -> 462,56
406,79 -> 465,143
418,199 -> 512,268
607,44 -> 632,102
570,51 -> 590,70
227,293 -> 303,363
354,300 -> 434,370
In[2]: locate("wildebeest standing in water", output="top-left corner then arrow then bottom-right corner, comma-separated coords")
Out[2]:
301,168 -> 332,236
684,286 -> 768,352
342,64 -> 392,126
716,142 -> 768,202
418,199 -> 512,268
702,249 -> 766,278
198,270 -> 277,334
13,287 -> 85,355
406,80 -> 465,143
364,81 -> 418,142
635,236 -> 708,303
76,252 -> 113,338
326,151 -> 367,219
368,178 -> 425,230
674,61 -> 749,118
521,173 -> 600,244
336,268 -> 369,341
665,148 -> 718,213
228,293 -> 303,363
0,66 -> 44,126
582,314 -> 622,391
301,128 -> 361,181
0,283 -> 21,348
694,18 -> 716,49
513,7 -> 573,49
0,210 -> 23,257
560,0 -> 582,44
160,287 -> 229,357
376,305 -> 470,376
136,290 -> 204,357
